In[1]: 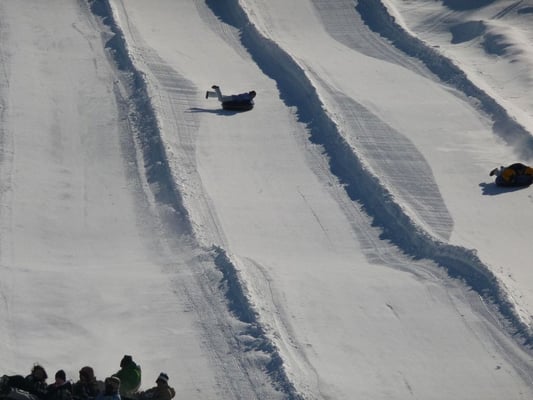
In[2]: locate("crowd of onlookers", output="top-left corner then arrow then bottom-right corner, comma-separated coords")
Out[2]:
0,356 -> 175,400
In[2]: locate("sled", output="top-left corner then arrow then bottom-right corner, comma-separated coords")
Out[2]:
221,100 -> 254,111
494,175 -> 533,187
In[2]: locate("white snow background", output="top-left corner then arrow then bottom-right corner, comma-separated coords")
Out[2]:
1,0 -> 533,399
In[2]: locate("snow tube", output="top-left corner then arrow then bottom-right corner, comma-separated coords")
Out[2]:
222,100 -> 254,111
495,175 -> 533,187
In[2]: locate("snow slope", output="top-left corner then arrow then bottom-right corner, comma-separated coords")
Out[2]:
322,0 -> 533,340
1,1 -> 533,400
382,0 -> 533,328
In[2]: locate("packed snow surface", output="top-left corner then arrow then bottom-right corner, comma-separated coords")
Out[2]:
0,1 -> 533,399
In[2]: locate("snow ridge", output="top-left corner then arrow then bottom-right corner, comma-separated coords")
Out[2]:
357,0 -> 533,159
213,248 -> 302,400
88,0 -> 192,233
87,1 -> 301,398
205,0 -> 533,344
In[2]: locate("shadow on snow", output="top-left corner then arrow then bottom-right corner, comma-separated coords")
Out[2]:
187,107 -> 244,116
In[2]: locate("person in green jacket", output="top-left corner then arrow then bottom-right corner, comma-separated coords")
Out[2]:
112,356 -> 141,398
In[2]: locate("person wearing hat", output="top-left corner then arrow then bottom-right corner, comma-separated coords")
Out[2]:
95,377 -> 120,400
137,373 -> 175,400
112,356 -> 141,397
45,370 -> 73,400
72,366 -> 101,400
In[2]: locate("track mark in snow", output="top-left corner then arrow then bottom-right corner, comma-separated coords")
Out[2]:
241,257 -> 325,400
139,50 -> 230,247
296,187 -> 333,247
213,250 -> 303,400
385,303 -> 400,320
112,0 -> 229,246
491,1 -> 524,19
323,86 -> 454,241
311,0 -> 433,79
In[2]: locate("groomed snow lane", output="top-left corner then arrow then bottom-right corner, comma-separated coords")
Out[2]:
107,0 -> 533,399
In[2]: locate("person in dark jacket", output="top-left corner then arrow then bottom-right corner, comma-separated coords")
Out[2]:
14,365 -> 48,399
72,367 -> 100,400
490,162 -> 533,187
0,364 -> 48,400
137,373 -> 175,400
46,370 -> 72,400
111,356 -> 140,397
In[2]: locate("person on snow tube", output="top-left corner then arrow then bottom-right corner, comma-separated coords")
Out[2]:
205,85 -> 256,110
490,163 -> 533,187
